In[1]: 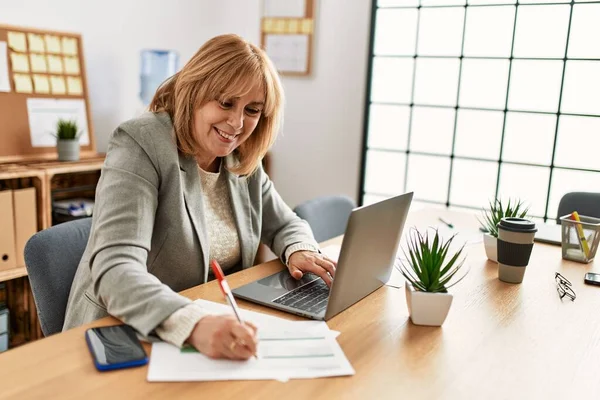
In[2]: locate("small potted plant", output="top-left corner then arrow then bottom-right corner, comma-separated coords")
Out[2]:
54,119 -> 81,161
479,199 -> 529,262
398,228 -> 468,327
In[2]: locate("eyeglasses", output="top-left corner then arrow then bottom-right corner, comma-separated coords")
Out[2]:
555,272 -> 576,302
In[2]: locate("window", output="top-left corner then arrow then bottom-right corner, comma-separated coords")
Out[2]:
361,0 -> 600,221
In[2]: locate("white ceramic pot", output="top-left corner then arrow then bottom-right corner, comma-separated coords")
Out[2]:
405,282 -> 453,327
483,233 -> 497,263
57,139 -> 80,161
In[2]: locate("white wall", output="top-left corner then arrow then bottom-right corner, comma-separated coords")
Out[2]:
1,0 -> 372,208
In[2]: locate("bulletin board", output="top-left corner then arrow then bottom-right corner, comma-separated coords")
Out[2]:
261,0 -> 315,76
0,24 -> 95,163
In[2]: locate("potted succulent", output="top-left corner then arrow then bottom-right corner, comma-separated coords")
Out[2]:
479,199 -> 529,263
398,228 -> 468,327
54,119 -> 82,161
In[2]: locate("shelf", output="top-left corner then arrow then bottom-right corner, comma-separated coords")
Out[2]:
0,267 -> 28,283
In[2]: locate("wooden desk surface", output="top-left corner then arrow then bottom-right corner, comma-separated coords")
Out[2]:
1,208 -> 599,400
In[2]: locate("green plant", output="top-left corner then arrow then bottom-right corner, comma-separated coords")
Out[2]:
398,228 -> 468,293
55,119 -> 80,140
479,199 -> 529,238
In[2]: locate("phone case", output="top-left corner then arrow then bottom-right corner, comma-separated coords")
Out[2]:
85,327 -> 148,371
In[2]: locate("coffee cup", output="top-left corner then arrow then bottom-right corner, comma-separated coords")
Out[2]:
497,217 -> 537,284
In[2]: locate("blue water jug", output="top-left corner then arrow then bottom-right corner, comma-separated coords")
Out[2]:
140,50 -> 179,106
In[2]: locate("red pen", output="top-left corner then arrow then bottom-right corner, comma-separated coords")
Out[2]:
210,260 -> 258,359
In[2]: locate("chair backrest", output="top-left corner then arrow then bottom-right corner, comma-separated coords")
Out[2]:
293,195 -> 357,243
24,218 -> 92,336
556,192 -> 600,223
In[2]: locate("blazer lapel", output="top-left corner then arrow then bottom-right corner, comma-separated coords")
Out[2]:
224,155 -> 257,269
179,153 -> 211,282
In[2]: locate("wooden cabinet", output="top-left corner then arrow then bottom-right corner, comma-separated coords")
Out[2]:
0,156 -> 104,348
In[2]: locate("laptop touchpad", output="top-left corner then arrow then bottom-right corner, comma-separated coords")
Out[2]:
255,272 -> 318,291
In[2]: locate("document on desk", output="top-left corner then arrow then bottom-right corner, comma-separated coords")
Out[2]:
147,299 -> 354,382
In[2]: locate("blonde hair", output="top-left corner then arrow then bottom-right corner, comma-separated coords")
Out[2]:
150,34 -> 284,176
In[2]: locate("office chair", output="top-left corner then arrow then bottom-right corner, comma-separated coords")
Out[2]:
556,192 -> 600,224
293,195 -> 357,243
24,218 -> 92,336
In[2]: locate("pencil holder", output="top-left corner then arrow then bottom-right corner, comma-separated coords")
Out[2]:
559,214 -> 600,263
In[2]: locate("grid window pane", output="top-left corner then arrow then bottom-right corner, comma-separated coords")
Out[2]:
519,0 -> 570,3
508,60 -> 563,113
561,61 -> 600,115
374,9 -> 418,56
463,6 -> 515,58
468,0 -> 516,4
454,109 -> 504,160
459,59 -> 510,109
548,169 -> 600,221
413,58 -> 460,107
421,0 -> 466,5
370,57 -> 414,104
417,7 -> 465,57
364,150 -> 406,196
555,116 -> 600,171
450,159 -> 498,208
498,164 -> 550,217
409,107 -> 455,155
568,4 -> 600,59
503,112 -> 556,166
513,5 -> 570,58
367,105 -> 410,150
406,155 -> 450,203
377,0 -> 419,6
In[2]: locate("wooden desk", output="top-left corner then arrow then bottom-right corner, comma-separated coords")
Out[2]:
1,209 -> 599,400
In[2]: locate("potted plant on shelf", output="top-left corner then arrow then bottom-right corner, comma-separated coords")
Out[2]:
479,199 -> 529,263
54,119 -> 81,161
398,228 -> 469,327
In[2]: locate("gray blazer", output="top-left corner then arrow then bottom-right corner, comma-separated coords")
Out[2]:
63,112 -> 317,336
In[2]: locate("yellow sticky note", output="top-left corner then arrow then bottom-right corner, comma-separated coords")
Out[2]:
301,19 -> 313,34
10,52 -> 29,73
66,76 -> 83,95
45,35 -> 62,53
63,56 -> 80,75
288,20 -> 300,34
274,19 -> 286,33
263,18 -> 274,33
29,54 -> 47,73
28,33 -> 45,53
61,37 -> 78,55
7,32 -> 27,52
50,75 -> 66,94
47,55 -> 63,74
14,74 -> 33,93
32,74 -> 50,94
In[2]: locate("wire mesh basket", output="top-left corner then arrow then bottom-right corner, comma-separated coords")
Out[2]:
559,214 -> 600,263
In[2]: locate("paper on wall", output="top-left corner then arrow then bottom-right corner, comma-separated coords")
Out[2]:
50,76 -> 66,95
26,98 -> 89,147
45,35 -> 62,53
265,34 -> 308,73
66,77 -> 82,95
14,73 -> 33,93
10,52 -> 29,73
61,37 -> 78,55
27,33 -> 45,53
0,42 -> 11,92
47,55 -> 63,74
29,54 -> 47,73
32,75 -> 50,94
63,56 -> 80,75
7,32 -> 27,52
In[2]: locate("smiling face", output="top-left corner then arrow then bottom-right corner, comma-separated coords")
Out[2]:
193,84 -> 265,172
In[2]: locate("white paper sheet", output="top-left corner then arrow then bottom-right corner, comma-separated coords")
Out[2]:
264,0 -> 305,17
265,34 -> 308,73
0,42 -> 10,92
320,244 -> 405,289
26,98 -> 89,147
147,299 -> 353,382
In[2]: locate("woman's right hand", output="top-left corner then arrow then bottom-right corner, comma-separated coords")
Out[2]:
186,314 -> 258,360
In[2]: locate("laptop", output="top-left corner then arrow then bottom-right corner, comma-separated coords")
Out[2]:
534,222 -> 562,246
232,192 -> 413,320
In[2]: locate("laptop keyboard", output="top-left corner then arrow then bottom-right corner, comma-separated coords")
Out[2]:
273,278 -> 330,314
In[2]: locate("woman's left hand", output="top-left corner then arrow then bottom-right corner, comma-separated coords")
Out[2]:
287,251 -> 337,287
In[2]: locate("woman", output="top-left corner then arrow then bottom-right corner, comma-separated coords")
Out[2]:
63,34 -> 336,360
